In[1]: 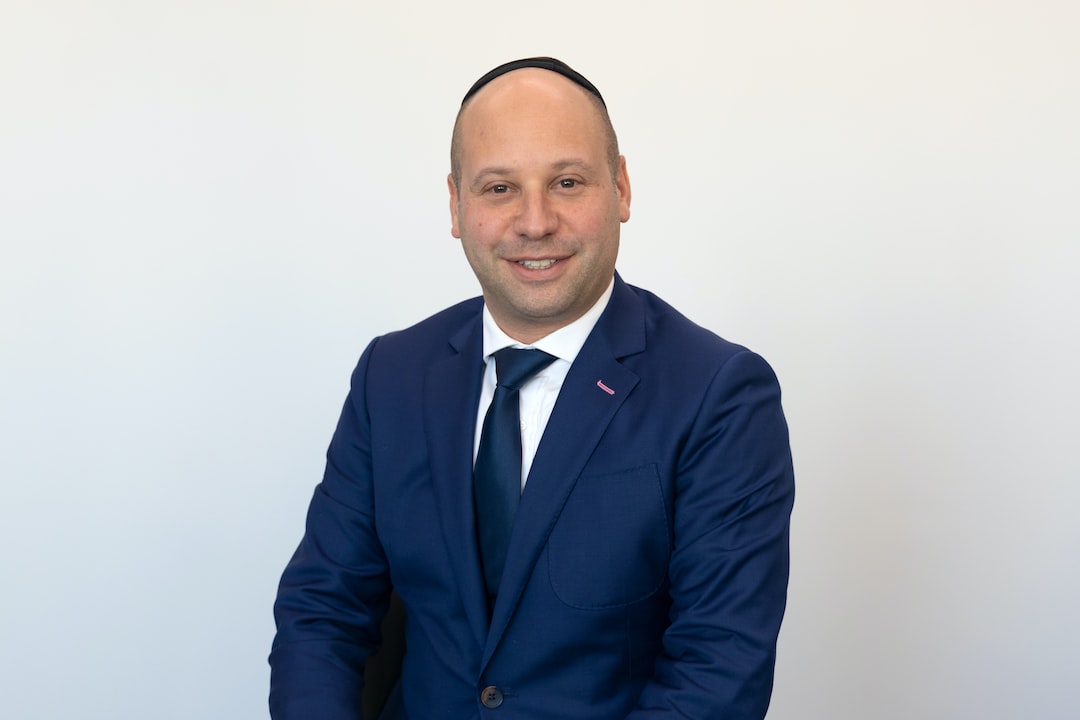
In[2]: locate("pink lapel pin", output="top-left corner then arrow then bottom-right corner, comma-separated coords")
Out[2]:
596,380 -> 615,395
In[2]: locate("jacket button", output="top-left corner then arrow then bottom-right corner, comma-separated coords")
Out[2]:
480,685 -> 504,709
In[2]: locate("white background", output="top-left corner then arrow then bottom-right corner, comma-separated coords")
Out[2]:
2,2 -> 1077,718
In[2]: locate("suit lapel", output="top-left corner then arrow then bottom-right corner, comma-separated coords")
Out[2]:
424,313 -> 489,649
483,277 -> 646,664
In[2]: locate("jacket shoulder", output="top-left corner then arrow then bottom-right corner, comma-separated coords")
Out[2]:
371,296 -> 483,356
625,283 -> 752,362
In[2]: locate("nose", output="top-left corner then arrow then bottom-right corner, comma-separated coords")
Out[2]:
512,189 -> 558,240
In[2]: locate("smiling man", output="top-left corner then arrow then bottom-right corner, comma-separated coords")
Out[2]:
270,58 -> 794,720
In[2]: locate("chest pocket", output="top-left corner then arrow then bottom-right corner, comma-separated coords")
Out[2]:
547,464 -> 670,609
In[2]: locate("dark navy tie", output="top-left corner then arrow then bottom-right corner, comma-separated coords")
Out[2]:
474,348 -> 556,607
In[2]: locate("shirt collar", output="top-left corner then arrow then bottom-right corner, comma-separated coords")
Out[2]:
482,277 -> 615,364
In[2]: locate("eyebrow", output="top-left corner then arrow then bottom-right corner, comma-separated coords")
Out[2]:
468,159 -> 599,189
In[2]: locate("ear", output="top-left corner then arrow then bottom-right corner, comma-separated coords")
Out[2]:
448,173 -> 462,238
615,156 -> 631,223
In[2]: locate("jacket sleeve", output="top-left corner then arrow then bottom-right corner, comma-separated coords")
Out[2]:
628,349 -> 795,720
269,339 -> 391,720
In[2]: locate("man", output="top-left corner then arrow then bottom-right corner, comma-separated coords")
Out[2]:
270,57 -> 794,720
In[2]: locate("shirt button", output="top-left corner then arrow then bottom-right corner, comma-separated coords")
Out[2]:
480,685 -> 504,708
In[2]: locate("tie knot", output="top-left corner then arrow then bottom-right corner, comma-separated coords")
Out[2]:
492,348 -> 556,391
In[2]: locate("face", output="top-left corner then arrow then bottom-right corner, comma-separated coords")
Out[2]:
448,69 -> 631,344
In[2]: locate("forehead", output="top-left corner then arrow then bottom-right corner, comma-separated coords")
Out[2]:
455,69 -> 608,167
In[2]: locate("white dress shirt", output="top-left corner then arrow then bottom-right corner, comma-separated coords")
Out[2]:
474,278 -> 615,491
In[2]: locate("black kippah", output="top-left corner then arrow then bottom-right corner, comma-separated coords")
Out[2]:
461,57 -> 606,108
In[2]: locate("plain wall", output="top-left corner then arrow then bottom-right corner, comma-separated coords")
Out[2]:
1,2 -> 1077,718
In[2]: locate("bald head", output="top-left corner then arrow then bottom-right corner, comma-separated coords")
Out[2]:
450,66 -> 620,191
445,63 -> 631,342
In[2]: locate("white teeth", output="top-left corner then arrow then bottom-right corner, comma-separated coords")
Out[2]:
519,259 -> 557,270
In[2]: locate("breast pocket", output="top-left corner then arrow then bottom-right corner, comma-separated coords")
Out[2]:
547,464 -> 671,609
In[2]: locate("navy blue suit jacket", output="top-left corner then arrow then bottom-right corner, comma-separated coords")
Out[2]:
270,275 -> 794,719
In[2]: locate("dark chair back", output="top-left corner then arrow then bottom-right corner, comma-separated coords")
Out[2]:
361,591 -> 406,720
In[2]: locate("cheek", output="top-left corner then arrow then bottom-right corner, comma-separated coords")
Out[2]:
568,200 -> 618,230
575,214 -> 612,240
461,206 -> 490,234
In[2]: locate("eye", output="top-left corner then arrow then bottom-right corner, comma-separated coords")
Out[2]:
558,179 -> 578,189
488,184 -> 510,195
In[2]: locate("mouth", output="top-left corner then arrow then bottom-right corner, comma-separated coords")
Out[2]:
517,259 -> 558,270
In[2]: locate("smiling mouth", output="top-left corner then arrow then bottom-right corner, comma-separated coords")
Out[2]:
518,259 -> 558,270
